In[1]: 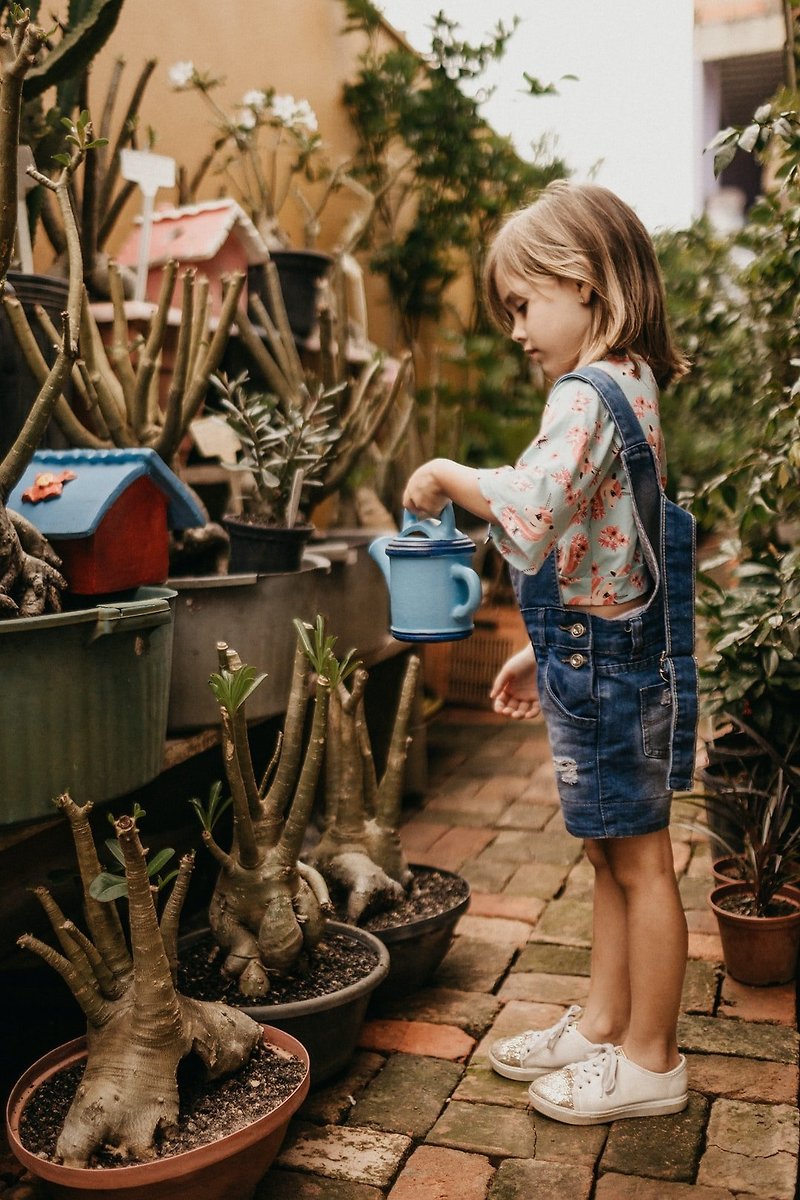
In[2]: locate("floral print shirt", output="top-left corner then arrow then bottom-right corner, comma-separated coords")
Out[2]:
476,356 -> 666,607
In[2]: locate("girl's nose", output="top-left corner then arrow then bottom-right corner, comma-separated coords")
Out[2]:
511,315 -> 526,344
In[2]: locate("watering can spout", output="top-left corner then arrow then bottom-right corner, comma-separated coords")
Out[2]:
368,534 -> 393,586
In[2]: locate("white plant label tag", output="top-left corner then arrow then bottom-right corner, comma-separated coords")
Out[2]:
120,150 -> 177,302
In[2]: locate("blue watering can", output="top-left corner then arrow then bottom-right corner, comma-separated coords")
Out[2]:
369,503 -> 482,642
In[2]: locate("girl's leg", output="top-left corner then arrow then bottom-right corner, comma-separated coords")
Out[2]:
604,828 -> 687,1072
578,838 -> 631,1046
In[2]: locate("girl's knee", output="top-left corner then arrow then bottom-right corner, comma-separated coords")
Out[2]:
604,830 -> 678,891
584,837 -> 612,870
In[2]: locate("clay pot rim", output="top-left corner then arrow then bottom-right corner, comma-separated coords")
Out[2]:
708,880 -> 800,924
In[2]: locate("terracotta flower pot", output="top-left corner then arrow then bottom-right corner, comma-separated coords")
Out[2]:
708,881 -> 800,986
5,1025 -> 310,1200
711,855 -> 747,885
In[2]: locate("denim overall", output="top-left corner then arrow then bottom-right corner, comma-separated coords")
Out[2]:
512,366 -> 698,839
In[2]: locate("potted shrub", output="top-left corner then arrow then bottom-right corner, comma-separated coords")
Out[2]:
167,62 -> 349,338
682,718 -> 800,985
177,619 -> 390,1082
214,367 -> 339,573
6,794 -> 310,1200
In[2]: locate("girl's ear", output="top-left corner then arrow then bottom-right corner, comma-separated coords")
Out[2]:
577,283 -> 592,305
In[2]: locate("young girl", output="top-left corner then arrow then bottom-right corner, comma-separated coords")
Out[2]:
402,181 -> 698,1125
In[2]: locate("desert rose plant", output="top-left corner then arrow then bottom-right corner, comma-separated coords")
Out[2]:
192,619 -> 358,998
18,795 -> 262,1166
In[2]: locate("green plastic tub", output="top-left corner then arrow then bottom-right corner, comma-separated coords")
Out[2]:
0,586 -> 176,825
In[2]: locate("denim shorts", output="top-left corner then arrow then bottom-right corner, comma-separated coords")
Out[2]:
526,606 -> 673,839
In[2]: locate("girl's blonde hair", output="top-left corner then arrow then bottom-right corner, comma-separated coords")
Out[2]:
484,181 -> 689,388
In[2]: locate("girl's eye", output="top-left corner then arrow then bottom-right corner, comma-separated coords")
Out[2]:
514,301 -> 527,315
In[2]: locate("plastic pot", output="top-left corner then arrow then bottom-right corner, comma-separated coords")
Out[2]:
222,516 -> 314,575
371,866 -> 471,998
5,1024 -> 310,1200
181,922 -> 390,1085
708,881 -> 800,986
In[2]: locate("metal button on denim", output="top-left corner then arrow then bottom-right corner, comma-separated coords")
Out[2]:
570,623 -> 586,638
568,652 -> 586,668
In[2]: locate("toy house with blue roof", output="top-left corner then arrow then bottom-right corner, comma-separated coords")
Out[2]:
7,448 -> 205,595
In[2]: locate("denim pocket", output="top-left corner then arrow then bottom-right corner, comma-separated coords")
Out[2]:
640,682 -> 672,758
543,651 -> 597,726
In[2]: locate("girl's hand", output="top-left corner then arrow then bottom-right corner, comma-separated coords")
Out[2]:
490,643 -> 540,720
402,460 -> 450,518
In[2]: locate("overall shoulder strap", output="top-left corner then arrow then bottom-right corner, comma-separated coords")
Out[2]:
562,367 -> 697,789
562,365 -> 649,453
561,366 -> 663,583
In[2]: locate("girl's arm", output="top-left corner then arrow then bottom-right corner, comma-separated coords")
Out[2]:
402,457 -> 494,522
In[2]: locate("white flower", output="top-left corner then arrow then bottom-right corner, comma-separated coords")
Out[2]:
242,89 -> 268,113
270,93 -> 318,132
292,98 -> 318,133
168,61 -> 196,90
235,108 -> 257,131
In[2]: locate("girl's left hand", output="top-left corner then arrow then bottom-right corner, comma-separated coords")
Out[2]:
402,460 -> 450,518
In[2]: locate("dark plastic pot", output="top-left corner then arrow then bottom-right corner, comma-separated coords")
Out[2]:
5,1025 -> 310,1200
222,516 -> 314,574
0,272 -> 72,459
708,881 -> 800,986
371,866 -> 470,998
248,251 -> 332,340
181,922 -> 389,1085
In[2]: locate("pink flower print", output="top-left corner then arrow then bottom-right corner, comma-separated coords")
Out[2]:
646,424 -> 666,473
571,389 -> 591,412
591,473 -> 623,520
598,582 -> 619,604
577,453 -> 595,479
629,570 -> 646,591
569,495 -> 589,526
598,525 -> 629,550
499,504 -> 555,544
566,424 -> 590,464
558,532 -> 589,579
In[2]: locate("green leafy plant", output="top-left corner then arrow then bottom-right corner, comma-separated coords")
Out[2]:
341,0 -> 569,345
188,780 -> 233,835
694,78 -> 800,763
682,719 -> 800,917
653,219 -> 763,523
214,369 -> 340,526
89,800 -> 178,900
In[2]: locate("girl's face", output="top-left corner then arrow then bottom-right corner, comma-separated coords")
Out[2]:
496,266 -> 593,381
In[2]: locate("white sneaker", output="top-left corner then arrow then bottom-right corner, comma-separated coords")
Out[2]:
488,1005 -> 603,1081
528,1045 -> 688,1125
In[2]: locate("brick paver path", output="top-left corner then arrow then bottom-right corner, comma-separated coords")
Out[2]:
267,710 -> 798,1200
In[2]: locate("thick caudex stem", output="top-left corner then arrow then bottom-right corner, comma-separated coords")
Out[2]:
18,798 -> 260,1167
312,653 -> 419,922
204,622 -> 334,998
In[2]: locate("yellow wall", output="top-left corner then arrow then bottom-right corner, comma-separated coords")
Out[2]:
42,0 -> 415,351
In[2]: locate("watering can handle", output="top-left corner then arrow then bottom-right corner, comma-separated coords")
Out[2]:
450,562 -> 482,620
400,502 -> 457,540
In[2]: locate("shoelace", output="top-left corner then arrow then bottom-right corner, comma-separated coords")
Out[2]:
574,1045 -> 619,1094
543,1003 -> 583,1049
506,1004 -> 583,1059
